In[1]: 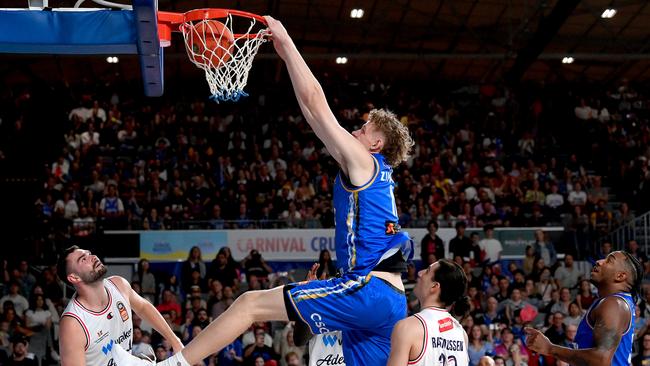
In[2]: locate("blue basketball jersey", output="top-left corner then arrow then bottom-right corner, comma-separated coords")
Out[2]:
574,292 -> 635,366
333,153 -> 411,275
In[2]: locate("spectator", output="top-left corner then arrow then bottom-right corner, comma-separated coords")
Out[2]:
72,207 -> 95,237
493,328 -> 528,365
181,246 -> 206,292
156,290 -> 182,325
567,182 -> 587,207
276,327 -> 305,366
210,286 -> 235,319
315,250 -> 337,280
554,255 -> 581,290
632,333 -> 650,366
628,239 -> 648,264
133,259 -> 156,304
0,282 -> 29,318
550,288 -> 572,316
420,220 -> 444,266
544,311 -> 567,344
479,225 -> 502,265
98,183 -> 125,227
284,351 -> 303,366
209,250 -> 240,288
468,324 -> 494,366
563,301 -> 583,327
522,246 -> 535,276
217,338 -> 244,366
575,280 -> 595,311
532,230 -> 557,268
244,332 -> 278,365
6,335 -> 37,366
241,250 -> 273,283
449,221 -> 473,260
23,294 -> 52,363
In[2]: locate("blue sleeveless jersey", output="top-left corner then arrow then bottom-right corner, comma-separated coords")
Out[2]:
333,153 -> 412,275
574,292 -> 635,366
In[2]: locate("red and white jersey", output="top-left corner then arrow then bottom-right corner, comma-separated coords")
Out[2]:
62,278 -> 133,366
408,307 -> 468,366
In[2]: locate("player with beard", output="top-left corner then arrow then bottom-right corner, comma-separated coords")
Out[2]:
526,251 -> 642,366
57,246 -> 183,366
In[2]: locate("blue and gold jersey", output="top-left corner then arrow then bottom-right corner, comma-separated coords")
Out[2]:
333,153 -> 411,275
575,292 -> 635,366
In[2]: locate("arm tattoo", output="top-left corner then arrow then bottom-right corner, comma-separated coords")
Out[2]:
593,317 -> 621,352
548,315 -> 621,366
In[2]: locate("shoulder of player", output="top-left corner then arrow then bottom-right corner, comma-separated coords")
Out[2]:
591,296 -> 632,327
592,295 -> 631,314
106,275 -> 132,295
393,315 -> 425,341
59,314 -> 88,342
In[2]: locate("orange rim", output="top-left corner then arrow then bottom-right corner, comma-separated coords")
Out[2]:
158,8 -> 267,42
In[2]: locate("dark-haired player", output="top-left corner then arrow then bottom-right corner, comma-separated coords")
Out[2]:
526,251 -> 642,366
387,259 -> 470,366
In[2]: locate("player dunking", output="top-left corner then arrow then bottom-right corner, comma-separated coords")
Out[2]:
387,260 -> 470,366
526,251 -> 642,366
57,246 -> 182,366
112,15 -> 415,366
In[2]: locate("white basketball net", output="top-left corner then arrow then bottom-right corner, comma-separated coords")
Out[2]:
181,14 -> 268,102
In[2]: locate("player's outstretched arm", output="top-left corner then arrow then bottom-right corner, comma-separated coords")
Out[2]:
109,276 -> 184,353
525,296 -> 630,366
59,315 -> 88,366
264,15 -> 374,184
387,317 -> 423,366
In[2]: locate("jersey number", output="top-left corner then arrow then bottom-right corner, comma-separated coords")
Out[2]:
439,354 -> 457,366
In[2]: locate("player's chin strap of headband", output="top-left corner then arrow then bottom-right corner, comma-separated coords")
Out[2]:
621,251 -> 643,302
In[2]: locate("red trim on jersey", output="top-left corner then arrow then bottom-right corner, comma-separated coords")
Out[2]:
62,312 -> 90,351
73,287 -> 112,316
408,314 -> 428,365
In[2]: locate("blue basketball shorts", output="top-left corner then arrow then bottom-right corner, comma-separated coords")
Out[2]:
283,273 -> 407,366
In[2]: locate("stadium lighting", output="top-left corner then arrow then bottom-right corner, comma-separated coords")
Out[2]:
601,8 -> 617,18
350,8 -> 364,18
562,56 -> 575,64
106,56 -> 119,64
336,56 -> 348,64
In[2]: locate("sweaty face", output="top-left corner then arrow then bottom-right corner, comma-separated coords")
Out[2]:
68,249 -> 107,284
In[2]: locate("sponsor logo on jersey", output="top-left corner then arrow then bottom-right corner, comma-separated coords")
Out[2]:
310,313 -> 330,334
438,317 -> 453,333
115,329 -> 132,345
385,221 -> 400,235
315,354 -> 345,366
321,334 -> 342,347
101,339 -> 114,355
116,301 -> 129,322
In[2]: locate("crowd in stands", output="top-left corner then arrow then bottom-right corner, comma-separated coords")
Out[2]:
25,78 -> 650,260
2,237 -> 650,365
2,72 -> 650,365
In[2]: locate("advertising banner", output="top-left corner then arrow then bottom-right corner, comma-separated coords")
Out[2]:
139,227 -> 563,261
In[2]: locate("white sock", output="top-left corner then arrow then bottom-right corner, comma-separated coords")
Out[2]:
157,352 -> 191,366
111,342 -> 154,366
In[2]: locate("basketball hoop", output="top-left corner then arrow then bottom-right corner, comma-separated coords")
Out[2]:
158,9 -> 269,102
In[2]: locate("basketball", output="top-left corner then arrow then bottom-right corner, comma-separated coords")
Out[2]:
188,20 -> 235,67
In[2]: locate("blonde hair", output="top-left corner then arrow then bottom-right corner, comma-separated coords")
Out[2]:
369,109 -> 414,167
